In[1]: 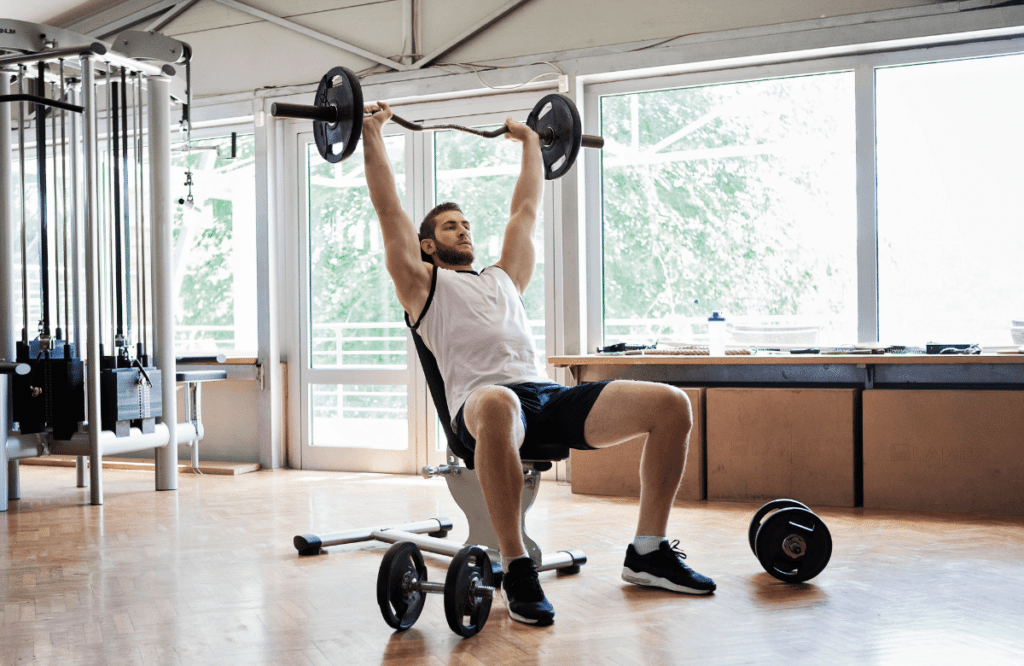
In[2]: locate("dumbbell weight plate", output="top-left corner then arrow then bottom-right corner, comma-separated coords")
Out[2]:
754,507 -> 832,584
312,66 -> 363,164
444,545 -> 494,638
377,541 -> 428,630
748,498 -> 812,556
526,94 -> 583,181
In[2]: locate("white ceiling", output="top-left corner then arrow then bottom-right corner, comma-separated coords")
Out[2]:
5,0 -> 125,29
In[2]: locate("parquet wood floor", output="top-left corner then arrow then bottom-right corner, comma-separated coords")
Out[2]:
2,465 -> 1023,665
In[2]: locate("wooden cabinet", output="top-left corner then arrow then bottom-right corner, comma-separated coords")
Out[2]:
863,390 -> 1024,515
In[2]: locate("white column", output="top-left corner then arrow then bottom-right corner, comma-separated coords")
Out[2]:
149,76 -> 178,491
81,56 -> 105,505
254,108 -> 284,469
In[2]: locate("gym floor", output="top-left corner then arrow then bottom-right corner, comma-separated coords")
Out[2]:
2,465 -> 1022,665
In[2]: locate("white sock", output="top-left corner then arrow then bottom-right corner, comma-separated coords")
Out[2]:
632,536 -> 666,556
501,554 -> 530,572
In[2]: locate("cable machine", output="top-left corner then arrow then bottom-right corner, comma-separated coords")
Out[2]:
1,20 -> 199,509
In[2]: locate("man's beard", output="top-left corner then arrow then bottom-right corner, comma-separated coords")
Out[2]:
435,241 -> 474,266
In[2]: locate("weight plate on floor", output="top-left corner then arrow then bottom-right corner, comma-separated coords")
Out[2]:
526,94 -> 582,180
748,498 -> 812,556
377,541 -> 427,630
312,66 -> 363,164
754,507 -> 832,583
444,545 -> 494,638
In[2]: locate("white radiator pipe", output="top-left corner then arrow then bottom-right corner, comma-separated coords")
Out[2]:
5,433 -> 47,461
52,424 -> 172,457
6,420 -> 202,463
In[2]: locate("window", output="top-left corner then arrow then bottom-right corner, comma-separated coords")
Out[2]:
876,54 -> 1024,347
171,133 -> 257,355
599,73 -> 857,349
306,135 -> 407,369
303,134 -> 410,453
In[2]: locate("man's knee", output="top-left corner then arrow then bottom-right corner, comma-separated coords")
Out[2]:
651,385 -> 692,435
464,386 -> 522,439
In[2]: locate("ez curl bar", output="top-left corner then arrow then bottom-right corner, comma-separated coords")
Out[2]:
270,66 -> 604,180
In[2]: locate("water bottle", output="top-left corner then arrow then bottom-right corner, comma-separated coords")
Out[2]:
708,312 -> 726,356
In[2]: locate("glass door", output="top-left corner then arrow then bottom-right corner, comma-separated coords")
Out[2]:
297,128 -> 425,472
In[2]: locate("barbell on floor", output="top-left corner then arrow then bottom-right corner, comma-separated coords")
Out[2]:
377,541 -> 497,638
270,66 -> 603,179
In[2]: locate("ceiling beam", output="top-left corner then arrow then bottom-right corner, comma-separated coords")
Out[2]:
145,0 -> 201,33
412,0 -> 531,69
89,0 -> 185,39
209,0 -> 410,72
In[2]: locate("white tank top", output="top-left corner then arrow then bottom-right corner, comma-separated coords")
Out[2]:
408,265 -> 547,423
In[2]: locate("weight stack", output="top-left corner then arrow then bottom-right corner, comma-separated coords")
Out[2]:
100,362 -> 163,437
12,340 -> 87,440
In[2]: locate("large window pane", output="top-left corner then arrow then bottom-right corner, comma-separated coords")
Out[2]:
310,383 -> 407,449
172,134 -> 257,355
600,74 -> 857,348
307,136 -> 407,368
434,128 -> 546,361
877,54 -> 1024,347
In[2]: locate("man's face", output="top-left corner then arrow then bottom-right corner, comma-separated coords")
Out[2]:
431,211 -> 474,266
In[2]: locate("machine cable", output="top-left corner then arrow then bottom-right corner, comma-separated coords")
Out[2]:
18,65 -> 28,345
35,61 -> 52,352
59,60 -> 72,343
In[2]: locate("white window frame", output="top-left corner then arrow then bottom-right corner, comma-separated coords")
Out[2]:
581,37 -> 1024,351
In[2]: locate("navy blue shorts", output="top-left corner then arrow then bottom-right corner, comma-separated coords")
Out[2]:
454,381 -> 610,458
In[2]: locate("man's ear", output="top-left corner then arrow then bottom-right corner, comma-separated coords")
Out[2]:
420,238 -> 435,262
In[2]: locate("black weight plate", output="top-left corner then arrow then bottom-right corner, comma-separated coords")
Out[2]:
526,94 -> 583,180
748,498 -> 812,556
755,507 -> 832,583
444,545 -> 494,638
312,66 -> 363,164
376,541 -> 427,630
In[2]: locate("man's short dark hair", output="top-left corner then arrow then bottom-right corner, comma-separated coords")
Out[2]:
419,202 -> 462,263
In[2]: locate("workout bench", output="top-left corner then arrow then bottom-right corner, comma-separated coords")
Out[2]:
293,329 -> 587,580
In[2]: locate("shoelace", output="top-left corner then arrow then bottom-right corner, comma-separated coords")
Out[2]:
667,539 -> 690,564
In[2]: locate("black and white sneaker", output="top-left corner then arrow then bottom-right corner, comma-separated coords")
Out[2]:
502,557 -> 555,626
622,540 -> 717,594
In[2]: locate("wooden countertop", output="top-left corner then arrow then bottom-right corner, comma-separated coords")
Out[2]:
549,352 -> 1024,367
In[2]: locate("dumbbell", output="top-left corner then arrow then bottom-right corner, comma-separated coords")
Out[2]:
377,541 -> 497,638
749,498 -> 833,583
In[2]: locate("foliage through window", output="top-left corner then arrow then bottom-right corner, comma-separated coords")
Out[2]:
171,134 -> 257,355
307,135 -> 407,368
600,74 -> 857,349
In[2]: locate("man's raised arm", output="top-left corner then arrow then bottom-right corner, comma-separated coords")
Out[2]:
496,118 -> 544,294
362,102 -> 431,318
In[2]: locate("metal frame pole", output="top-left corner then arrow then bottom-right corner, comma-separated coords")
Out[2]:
69,83 -> 87,488
81,56 -> 104,504
1,72 -> 14,511
148,75 -> 177,492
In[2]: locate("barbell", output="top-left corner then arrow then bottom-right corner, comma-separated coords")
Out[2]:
270,66 -> 603,180
377,541 -> 497,638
